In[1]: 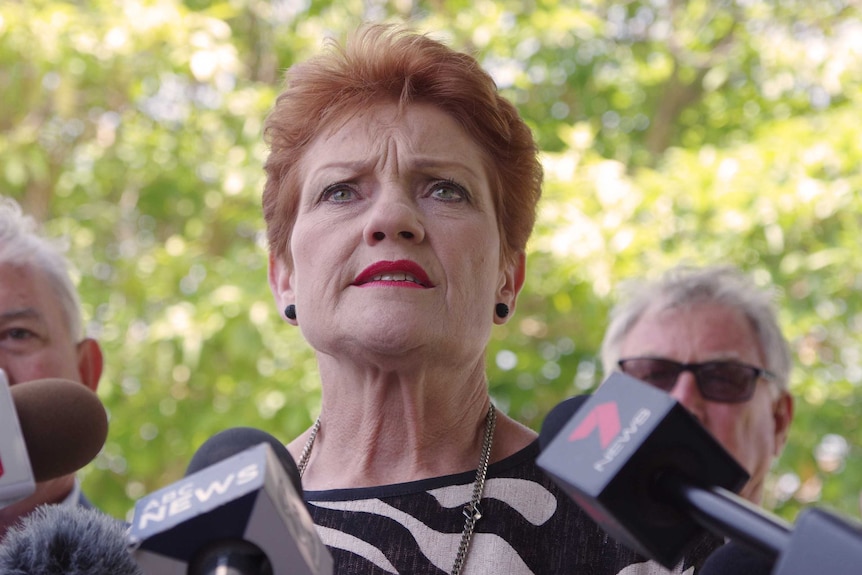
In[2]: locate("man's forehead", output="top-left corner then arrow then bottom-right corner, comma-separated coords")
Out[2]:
0,264 -> 61,321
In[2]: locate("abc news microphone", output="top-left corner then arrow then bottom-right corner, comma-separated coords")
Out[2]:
537,373 -> 862,574
0,370 -> 108,508
129,427 -> 333,575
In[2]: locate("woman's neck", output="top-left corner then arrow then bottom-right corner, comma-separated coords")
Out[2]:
289,355 -> 505,489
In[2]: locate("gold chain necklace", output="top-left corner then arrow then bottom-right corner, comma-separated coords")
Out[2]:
298,404 -> 497,575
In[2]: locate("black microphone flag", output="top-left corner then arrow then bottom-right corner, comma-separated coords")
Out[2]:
537,372 -> 748,567
128,442 -> 332,575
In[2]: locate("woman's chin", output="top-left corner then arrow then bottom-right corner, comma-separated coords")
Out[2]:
357,323 -> 432,351
308,318 -> 453,361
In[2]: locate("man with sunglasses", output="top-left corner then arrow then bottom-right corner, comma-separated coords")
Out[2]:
600,264 -> 794,504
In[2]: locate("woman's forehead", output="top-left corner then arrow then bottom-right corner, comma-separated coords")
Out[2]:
300,103 -> 491,179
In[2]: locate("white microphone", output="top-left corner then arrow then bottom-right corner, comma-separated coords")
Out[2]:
0,370 -> 34,507
128,427 -> 333,575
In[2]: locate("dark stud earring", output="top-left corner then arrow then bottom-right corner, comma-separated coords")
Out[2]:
495,303 -> 509,319
284,304 -> 297,320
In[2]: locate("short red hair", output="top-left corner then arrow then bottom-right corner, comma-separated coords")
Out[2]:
263,24 -> 542,267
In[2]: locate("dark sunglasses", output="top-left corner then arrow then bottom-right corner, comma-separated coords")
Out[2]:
617,357 -> 776,403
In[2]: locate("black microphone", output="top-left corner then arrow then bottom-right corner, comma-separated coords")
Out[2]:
699,540 -> 774,575
538,394 -> 589,451
537,373 -> 862,573
129,427 -> 333,575
185,427 -> 302,496
538,373 -> 776,566
0,504 -> 140,575
701,507 -> 862,575
1,373 -> 108,506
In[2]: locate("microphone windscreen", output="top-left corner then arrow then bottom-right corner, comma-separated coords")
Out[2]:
699,540 -> 774,575
539,394 -> 590,450
11,379 -> 108,482
0,504 -> 140,575
186,427 -> 302,495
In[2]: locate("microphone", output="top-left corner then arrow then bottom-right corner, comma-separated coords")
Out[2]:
0,504 -> 141,575
699,540 -> 774,575
185,428 -> 302,496
538,394 -> 589,451
0,371 -> 34,506
129,427 -> 333,575
537,373 -> 862,573
700,509 -> 862,575
0,372 -> 108,506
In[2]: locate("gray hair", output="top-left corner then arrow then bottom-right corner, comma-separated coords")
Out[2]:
600,265 -> 792,392
0,197 -> 83,339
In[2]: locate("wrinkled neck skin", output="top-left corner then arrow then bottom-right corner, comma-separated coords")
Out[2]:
0,475 -> 74,541
289,352 -> 536,491
739,477 -> 764,505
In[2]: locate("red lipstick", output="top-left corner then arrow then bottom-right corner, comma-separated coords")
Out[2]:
352,260 -> 433,288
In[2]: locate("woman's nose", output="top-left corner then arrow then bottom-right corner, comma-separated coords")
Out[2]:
363,190 -> 425,245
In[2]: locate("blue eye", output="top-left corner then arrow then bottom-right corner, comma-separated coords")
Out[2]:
321,184 -> 356,203
430,180 -> 467,202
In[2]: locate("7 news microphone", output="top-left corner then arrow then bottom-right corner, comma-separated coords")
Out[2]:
537,372 -> 862,574
0,370 -> 108,507
129,426 -> 333,575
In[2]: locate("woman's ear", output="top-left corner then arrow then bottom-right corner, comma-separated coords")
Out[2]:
268,252 -> 297,324
494,251 -> 526,324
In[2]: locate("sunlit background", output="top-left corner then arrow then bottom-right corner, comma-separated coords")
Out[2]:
1,0 -> 861,522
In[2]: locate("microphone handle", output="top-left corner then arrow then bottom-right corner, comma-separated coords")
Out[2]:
187,539 -> 273,575
657,471 -> 792,560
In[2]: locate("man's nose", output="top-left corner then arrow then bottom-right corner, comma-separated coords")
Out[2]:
669,370 -> 707,422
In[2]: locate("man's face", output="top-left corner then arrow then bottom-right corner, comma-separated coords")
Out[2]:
0,260 -> 102,531
618,302 -> 793,503
0,262 -> 89,387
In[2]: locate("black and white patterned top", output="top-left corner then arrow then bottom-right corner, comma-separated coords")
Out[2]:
304,441 -> 721,574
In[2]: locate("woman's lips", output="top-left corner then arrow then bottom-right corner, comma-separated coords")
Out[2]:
352,260 -> 433,288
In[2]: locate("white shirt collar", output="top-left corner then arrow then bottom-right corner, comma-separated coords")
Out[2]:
60,477 -> 82,507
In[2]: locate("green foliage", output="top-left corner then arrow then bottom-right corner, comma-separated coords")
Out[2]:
1,0 -> 861,525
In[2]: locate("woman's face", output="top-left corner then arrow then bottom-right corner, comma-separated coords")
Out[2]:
269,102 -> 524,363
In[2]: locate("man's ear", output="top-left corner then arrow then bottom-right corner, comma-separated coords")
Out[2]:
772,391 -> 794,457
76,338 -> 103,393
268,252 -> 296,324
494,251 -> 526,325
